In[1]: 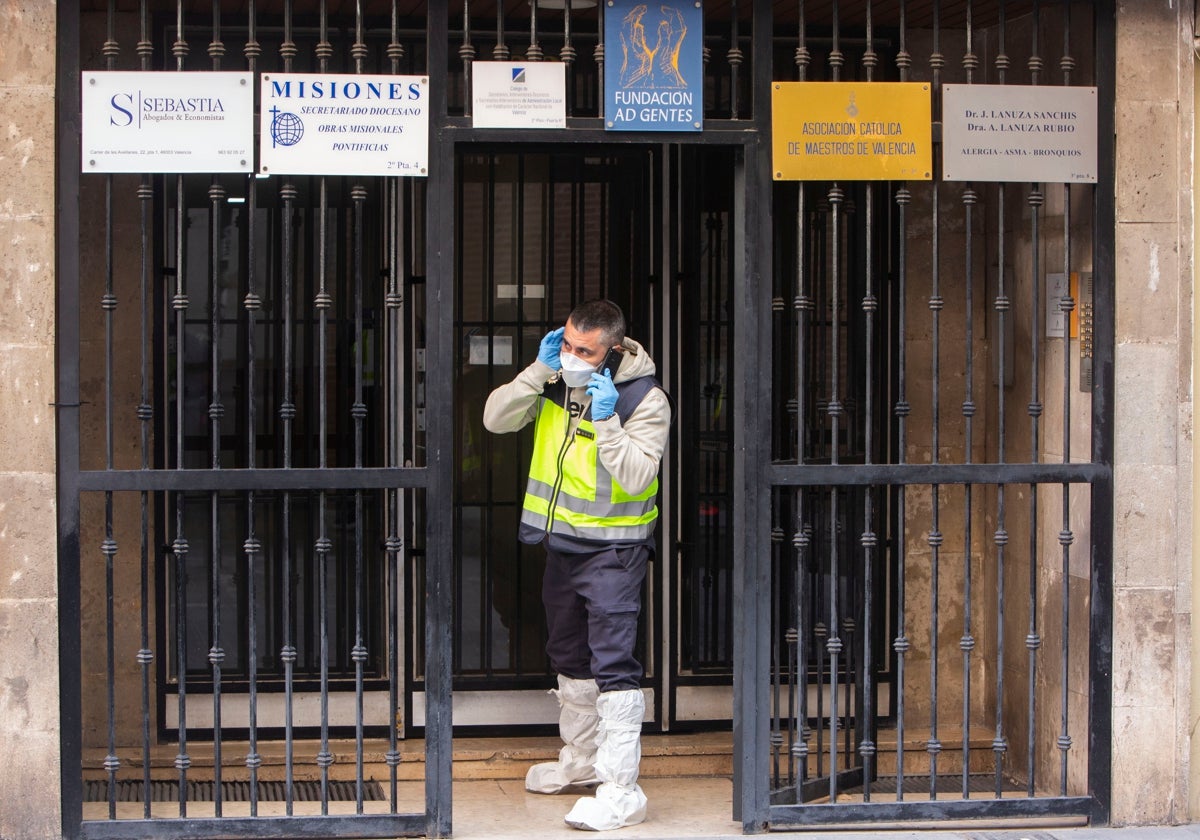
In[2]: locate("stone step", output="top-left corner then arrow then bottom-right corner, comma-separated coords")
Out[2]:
84,727 -> 1001,783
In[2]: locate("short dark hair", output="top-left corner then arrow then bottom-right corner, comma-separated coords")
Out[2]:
568,299 -> 626,347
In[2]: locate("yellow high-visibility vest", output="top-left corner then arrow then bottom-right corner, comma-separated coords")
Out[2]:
519,377 -> 660,543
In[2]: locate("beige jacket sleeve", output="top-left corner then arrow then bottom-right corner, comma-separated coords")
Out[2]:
593,388 -> 671,497
482,360 -> 556,434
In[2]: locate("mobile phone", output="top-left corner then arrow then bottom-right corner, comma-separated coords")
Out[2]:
601,346 -> 624,377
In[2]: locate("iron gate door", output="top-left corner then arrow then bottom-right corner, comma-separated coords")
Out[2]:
741,0 -> 1115,831
443,144 -> 663,726
61,1 -> 452,837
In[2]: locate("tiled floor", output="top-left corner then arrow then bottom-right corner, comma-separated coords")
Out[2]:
453,777 -> 740,839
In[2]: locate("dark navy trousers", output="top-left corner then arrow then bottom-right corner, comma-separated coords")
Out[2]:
541,542 -> 649,693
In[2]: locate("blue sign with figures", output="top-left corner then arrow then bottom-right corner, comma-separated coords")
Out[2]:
604,1 -> 703,132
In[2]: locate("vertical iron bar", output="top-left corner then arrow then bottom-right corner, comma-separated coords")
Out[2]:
825,0 -> 844,773
386,0 -> 405,811
926,0 -> 944,800
960,0 -> 978,801
1089,0 -> 1115,821
460,2 -> 475,117
137,0 -> 154,813
428,4 -> 455,833
1058,0 -> 1077,796
528,0 -> 542,60
858,1 -> 877,803
738,19 -> 776,815
771,524 -> 783,789
351,5 -> 369,813
893,0 -> 912,801
172,1 -> 191,815
595,1 -> 604,114
494,0 -> 509,59
729,0 -> 742,118
242,0 -> 262,816
57,0 -> 84,832
562,0 -> 576,115
207,8 -> 227,814
314,0 -> 333,814
825,0 -> 844,790
101,2 -> 119,820
792,0 -> 811,797
278,0 -> 298,814
993,0 -> 1011,797
1024,0 -> 1045,800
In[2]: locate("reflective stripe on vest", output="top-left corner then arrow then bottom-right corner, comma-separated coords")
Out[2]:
519,382 -> 659,542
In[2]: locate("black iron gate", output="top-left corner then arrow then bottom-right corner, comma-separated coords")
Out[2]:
59,1 -> 450,837
745,0 -> 1115,831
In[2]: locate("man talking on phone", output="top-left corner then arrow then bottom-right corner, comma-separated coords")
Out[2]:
483,299 -> 671,831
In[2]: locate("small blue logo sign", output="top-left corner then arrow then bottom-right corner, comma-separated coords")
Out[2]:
511,67 -> 527,84
269,106 -> 304,148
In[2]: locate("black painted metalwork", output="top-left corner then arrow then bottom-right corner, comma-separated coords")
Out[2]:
55,1 -> 1115,837
64,1 -> 445,838
763,0 -> 1113,830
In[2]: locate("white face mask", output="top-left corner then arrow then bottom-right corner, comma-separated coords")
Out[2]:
559,351 -> 595,388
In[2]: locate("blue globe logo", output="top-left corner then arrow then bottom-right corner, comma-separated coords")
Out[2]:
270,108 -> 304,148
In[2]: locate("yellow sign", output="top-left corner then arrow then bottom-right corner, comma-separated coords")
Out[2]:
772,82 -> 932,181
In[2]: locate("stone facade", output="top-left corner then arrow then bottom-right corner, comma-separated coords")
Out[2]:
1112,0 -> 1195,825
0,2 -> 63,839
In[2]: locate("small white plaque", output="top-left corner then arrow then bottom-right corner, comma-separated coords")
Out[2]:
260,73 -> 429,177
942,84 -> 1098,183
82,71 -> 254,173
469,335 -> 514,366
496,284 -> 546,299
1046,273 -> 1068,338
472,62 -> 566,129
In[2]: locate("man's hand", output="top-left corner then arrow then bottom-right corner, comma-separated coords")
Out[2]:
538,327 -> 565,370
587,369 -> 619,421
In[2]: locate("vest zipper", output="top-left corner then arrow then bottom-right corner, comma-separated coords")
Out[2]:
545,410 -> 576,535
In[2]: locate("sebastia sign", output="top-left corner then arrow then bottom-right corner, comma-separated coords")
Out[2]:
81,71 -> 254,173
259,73 -> 430,177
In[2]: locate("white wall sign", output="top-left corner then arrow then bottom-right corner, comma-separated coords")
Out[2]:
942,84 -> 1098,183
260,73 -> 429,177
472,62 -> 566,129
81,71 -> 254,173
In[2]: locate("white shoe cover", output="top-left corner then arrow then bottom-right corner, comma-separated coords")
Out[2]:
564,781 -> 647,831
525,675 -> 601,794
563,689 -> 647,830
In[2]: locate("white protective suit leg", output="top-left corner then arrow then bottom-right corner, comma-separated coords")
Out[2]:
563,689 -> 647,831
525,675 -> 601,794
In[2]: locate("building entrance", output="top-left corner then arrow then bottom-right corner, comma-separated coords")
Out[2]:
60,2 -> 1115,836
434,144 -> 738,731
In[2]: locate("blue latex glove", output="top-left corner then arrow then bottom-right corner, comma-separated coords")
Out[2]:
587,368 -> 619,421
538,327 -> 564,370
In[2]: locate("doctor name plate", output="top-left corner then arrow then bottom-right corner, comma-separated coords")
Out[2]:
942,84 -> 1097,183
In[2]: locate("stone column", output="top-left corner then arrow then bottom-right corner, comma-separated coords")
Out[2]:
0,2 -> 62,839
1112,0 -> 1195,826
